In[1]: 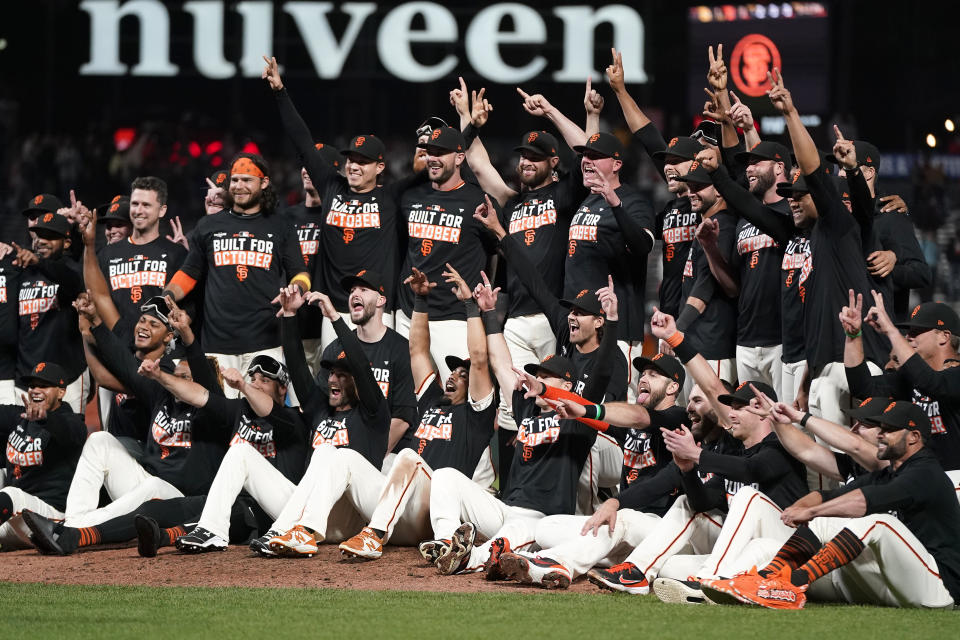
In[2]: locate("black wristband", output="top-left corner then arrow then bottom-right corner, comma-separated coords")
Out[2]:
461,123 -> 478,146
413,295 -> 429,314
673,338 -> 697,364
800,412 -> 812,427
464,299 -> 480,318
482,310 -> 501,335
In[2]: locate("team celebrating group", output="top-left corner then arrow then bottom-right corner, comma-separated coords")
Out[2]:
1,45 -> 958,611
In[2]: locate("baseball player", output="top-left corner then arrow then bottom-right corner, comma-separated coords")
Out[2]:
95,196 -> 132,245
0,362 -> 86,550
162,152 -> 311,398
0,250 -> 20,404
704,401 -> 960,609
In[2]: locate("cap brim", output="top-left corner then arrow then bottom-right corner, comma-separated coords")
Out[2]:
344,149 -> 381,162
319,359 -> 352,374
717,393 -> 749,407
340,275 -> 380,294
572,145 -> 614,157
558,299 -> 603,315
445,356 -> 470,373
513,145 -> 553,158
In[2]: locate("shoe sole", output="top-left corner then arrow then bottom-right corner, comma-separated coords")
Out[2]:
177,542 -> 227,554
436,524 -> 475,575
251,544 -> 278,558
268,542 -> 316,558
587,572 -> 649,595
338,544 -> 382,559
484,540 -> 509,581
498,554 -> 570,590
418,542 -> 449,564
652,578 -> 713,605
134,516 -> 160,558
701,584 -> 747,606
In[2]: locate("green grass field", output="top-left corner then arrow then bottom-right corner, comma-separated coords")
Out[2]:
4,582 -> 959,638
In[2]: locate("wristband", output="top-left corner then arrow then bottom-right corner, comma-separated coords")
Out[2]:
413,295 -> 429,314
586,404 -> 606,422
800,412 -> 812,427
845,328 -> 862,339
461,123 -> 479,146
464,299 -> 480,318
665,331 -> 685,348
482,310 -> 501,335
673,338 -> 697,364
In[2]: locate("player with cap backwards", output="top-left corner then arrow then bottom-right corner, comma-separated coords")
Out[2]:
704,401 -> 960,609
162,151 -> 310,399
0,361 -> 86,550
844,290 -> 960,473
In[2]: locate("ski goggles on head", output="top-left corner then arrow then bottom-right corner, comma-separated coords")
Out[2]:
140,296 -> 173,330
690,128 -> 718,148
247,355 -> 289,386
416,116 -> 450,139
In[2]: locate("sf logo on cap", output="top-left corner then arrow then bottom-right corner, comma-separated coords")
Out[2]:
528,132 -> 539,143
110,203 -> 120,213
911,305 -> 921,318
431,129 -> 442,141
355,136 -> 365,147
43,213 -> 53,223
576,289 -> 589,299
689,160 -> 700,171
668,137 -> 678,147
35,363 -> 46,373
589,133 -> 600,144
33,195 -> 43,205
216,173 -> 226,185
356,269 -> 367,277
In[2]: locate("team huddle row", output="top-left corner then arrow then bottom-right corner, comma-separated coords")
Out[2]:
2,46 -> 959,610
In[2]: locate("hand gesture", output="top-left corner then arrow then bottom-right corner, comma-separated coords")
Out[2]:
166,295 -> 194,344
879,194 -> 908,214
304,290 -> 338,320
549,396 -> 587,420
750,383 -> 797,424
726,91 -> 754,129
864,289 -> 895,335
78,205 -> 98,248
273,284 -> 305,318
585,164 -> 621,207
0,242 -> 12,261
137,357 -> 163,380
403,267 -> 437,297
442,262 -> 472,302
449,76 -> 470,119
11,242 -> 38,268
261,55 -> 283,91
204,177 -> 225,215
472,270 -> 500,312
867,250 -> 897,278
221,367 -> 245,390
20,392 -> 48,422
470,87 -> 493,128
72,290 -> 100,324
516,88 -> 553,118
695,147 -> 721,173
605,48 -> 625,93
766,68 -> 795,115
596,275 -> 618,321
832,125 -> 857,171
512,366 -> 545,398
838,289 -> 863,336
580,498 -> 619,537
662,425 -> 700,461
473,195 -> 506,239
706,44 -> 727,91
695,217 -> 720,247
702,88 -> 726,122
166,216 -> 189,250
584,77 -> 604,116
649,306 -> 678,340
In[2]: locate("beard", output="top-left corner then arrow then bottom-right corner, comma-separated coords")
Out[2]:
517,163 -> 552,188
351,303 -> 376,326
877,436 -> 907,460
642,386 -> 667,409
750,165 -> 776,196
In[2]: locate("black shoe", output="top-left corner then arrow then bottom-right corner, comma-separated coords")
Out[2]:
249,530 -> 279,557
134,515 -> 162,558
22,511 -> 77,555
175,526 -> 227,553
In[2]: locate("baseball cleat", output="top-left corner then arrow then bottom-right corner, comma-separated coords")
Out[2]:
484,537 -> 511,581
418,538 -> 451,564
435,522 -> 476,575
734,567 -> 807,610
700,580 -> 747,606
339,527 -> 384,559
269,525 -> 319,557
249,530 -> 281,557
498,552 -> 571,590
175,526 -> 228,553
652,578 -> 714,605
22,511 -> 76,555
587,562 -> 650,595
134,515 -> 162,558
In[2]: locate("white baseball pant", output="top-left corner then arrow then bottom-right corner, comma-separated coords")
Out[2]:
576,432 -> 623,515
779,359 -> 806,408
393,311 -> 469,383
532,509 -> 663,579
0,379 -> 15,405
736,344 -> 782,398
617,340 -> 644,404
0,487 -> 62,550
205,346 -> 284,400
498,313 -> 556,431
621,495 -> 726,579
430,467 -> 544,571
64,431 -> 183,527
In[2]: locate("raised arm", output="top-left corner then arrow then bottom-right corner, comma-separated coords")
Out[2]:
451,78 -> 516,207
605,48 -> 649,133
584,78 -> 603,138
443,264 -> 494,402
138,357 -> 210,408
404,268 -> 437,389
74,292 -> 127,393
476,275 -> 516,409
835,126 -> 875,232
517,88 -> 587,149
769,68 -> 818,175
78,205 -> 121,330
278,287 -> 322,406
705,44 -> 740,150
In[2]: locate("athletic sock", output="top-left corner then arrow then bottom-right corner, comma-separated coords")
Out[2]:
759,525 -> 821,577
791,527 -> 865,586
75,526 -> 102,548
163,526 -> 187,547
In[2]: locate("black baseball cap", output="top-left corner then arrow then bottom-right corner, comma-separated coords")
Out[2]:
444,356 -> 471,376
418,127 -> 466,153
877,400 -> 931,440
247,355 -> 289,386
98,198 -> 132,226
633,353 -> 685,387
775,174 -> 811,199
843,396 -> 892,427
340,269 -> 386,296
523,354 -> 575,382
345,135 -> 385,162
896,302 -> 960,335
416,116 -> 450,138
675,160 -> 714,186
826,140 -> 881,171
559,289 -> 604,316
20,361 -> 68,388
320,348 -> 356,376
140,296 -> 174,331
210,169 -> 230,188
22,194 -> 64,217
313,142 -> 344,169
735,141 -> 790,166
718,380 -> 777,406
32,213 -> 72,238
514,131 -> 559,158
573,132 -> 624,159
652,136 -> 702,162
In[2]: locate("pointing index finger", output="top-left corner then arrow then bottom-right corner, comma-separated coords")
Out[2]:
516,87 -> 531,100
833,124 -> 845,141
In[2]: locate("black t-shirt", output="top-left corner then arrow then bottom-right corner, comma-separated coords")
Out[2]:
734,201 -> 787,347
318,327 -> 417,435
17,258 -> 85,384
0,404 -> 87,511
823,448 -> 960,604
780,232 -> 811,363
0,256 -> 21,380
679,430 -> 745,513
397,181 -> 494,320
834,451 -> 867,485
565,186 -> 656,341
804,165 -> 888,372
410,375 -> 496,477
656,198 -> 698,318
282,203 -> 325,339
503,390 -> 597,515
680,210 -> 738,360
500,172 -> 584,318
569,344 -> 628,403
178,209 -> 308,354
98,236 -> 186,341
873,206 -> 930,320
619,406 -> 688,492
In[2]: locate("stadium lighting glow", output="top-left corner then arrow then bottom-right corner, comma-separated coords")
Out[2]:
926,134 -> 937,148
946,119 -> 956,132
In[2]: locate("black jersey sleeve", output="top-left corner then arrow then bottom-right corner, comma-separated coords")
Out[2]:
280,315 -> 323,412
331,317 -> 384,417
698,445 -> 793,485
633,124 -> 668,178
878,212 -> 932,290
274,88 -> 341,193
611,201 -> 654,257
89,324 -> 162,406
710,166 -> 793,245
279,223 -> 309,280
264,403 -> 306,442
899,354 -> 960,403
498,233 -> 568,333
183,337 -> 221,396
681,469 -> 727,513
39,410 -> 88,451
846,168 -> 875,235
618,461 -> 682,510
582,319 -> 620,403
177,228 -> 208,281
0,405 -> 20,440
37,256 -> 83,302
845,361 -> 902,400
806,163 -> 855,234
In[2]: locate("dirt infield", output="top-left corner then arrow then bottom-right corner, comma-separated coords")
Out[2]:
1,545 -> 600,593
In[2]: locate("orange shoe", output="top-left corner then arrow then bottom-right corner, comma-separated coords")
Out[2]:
702,567 -> 761,605
339,526 -> 384,559
269,525 -> 319,557
734,567 -> 807,610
